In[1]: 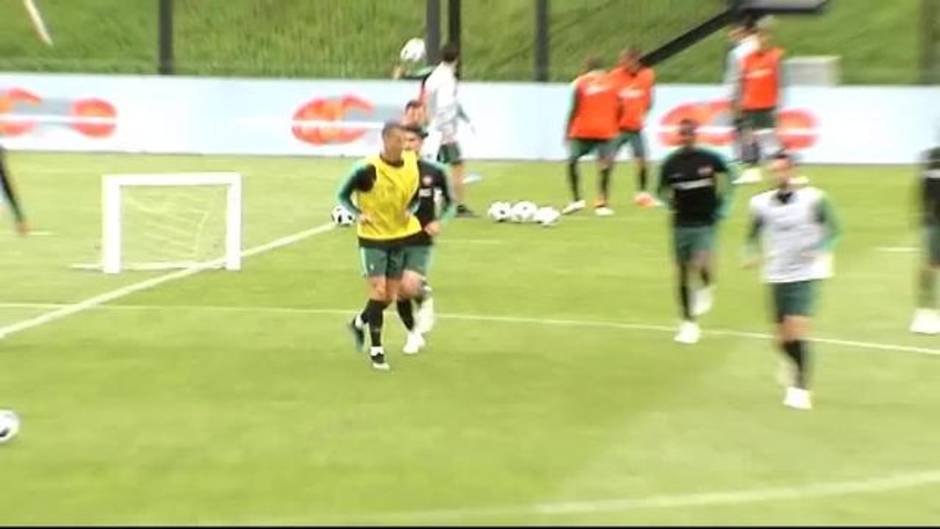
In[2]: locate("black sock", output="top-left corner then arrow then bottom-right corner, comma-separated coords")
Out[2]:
365,299 -> 388,349
567,160 -> 581,201
638,165 -> 648,192
678,265 -> 692,320
701,268 -> 712,287
396,300 -> 415,332
783,340 -> 809,389
599,166 -> 612,202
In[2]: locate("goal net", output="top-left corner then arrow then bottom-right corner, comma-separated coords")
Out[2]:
95,173 -> 242,274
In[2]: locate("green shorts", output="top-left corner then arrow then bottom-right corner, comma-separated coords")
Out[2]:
771,280 -> 818,322
742,108 -> 777,131
614,130 -> 647,158
568,138 -> 616,160
673,225 -> 716,264
925,225 -> 940,265
360,246 -> 405,279
402,244 -> 433,277
437,142 -> 463,165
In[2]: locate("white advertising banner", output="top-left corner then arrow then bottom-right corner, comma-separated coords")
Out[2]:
0,72 -> 937,164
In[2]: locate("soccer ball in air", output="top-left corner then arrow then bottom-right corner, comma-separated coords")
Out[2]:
400,38 -> 427,63
510,201 -> 539,223
534,206 -> 561,227
487,201 -> 512,222
331,205 -> 356,227
0,410 -> 20,445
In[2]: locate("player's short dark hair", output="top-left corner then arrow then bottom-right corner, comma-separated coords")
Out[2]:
742,14 -> 757,32
381,121 -> 404,138
402,124 -> 428,139
772,150 -> 797,164
404,99 -> 423,111
583,55 -> 603,72
441,43 -> 460,63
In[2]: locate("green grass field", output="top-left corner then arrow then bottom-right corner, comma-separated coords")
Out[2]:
0,0 -> 924,84
1,152 -> 939,524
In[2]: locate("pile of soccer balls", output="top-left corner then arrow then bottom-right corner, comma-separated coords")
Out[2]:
488,201 -> 561,227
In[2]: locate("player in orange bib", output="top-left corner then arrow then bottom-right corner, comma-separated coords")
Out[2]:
563,56 -> 621,217
736,28 -> 784,184
608,47 -> 658,208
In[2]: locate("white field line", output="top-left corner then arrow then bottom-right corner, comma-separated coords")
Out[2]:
351,469 -> 940,522
0,223 -> 335,339
0,303 -> 938,358
876,246 -> 918,253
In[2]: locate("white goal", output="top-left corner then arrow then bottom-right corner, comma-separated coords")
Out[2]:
98,172 -> 243,274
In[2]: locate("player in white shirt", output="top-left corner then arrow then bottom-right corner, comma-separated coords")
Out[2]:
744,152 -> 840,410
423,43 -> 476,217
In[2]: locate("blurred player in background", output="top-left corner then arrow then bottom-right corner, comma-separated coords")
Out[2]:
608,46 -> 658,208
735,27 -> 784,184
657,119 -> 737,344
402,99 -> 429,133
0,146 -> 28,235
397,124 -> 457,353
563,55 -> 620,217
424,43 -> 477,217
338,122 -> 423,371
725,18 -> 761,177
744,152 -> 840,410
910,140 -> 940,334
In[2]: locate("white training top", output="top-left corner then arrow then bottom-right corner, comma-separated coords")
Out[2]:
424,62 -> 460,141
750,186 -> 833,284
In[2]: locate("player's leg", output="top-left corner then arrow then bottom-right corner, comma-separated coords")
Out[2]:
775,281 -> 816,409
734,113 -> 764,185
0,145 -> 28,235
410,246 -> 435,334
439,142 -> 476,217
690,227 -> 717,317
398,246 -> 432,354
625,131 -> 656,207
911,226 -> 940,334
349,247 -> 394,370
563,140 -> 589,214
673,227 -> 701,344
595,140 -> 616,216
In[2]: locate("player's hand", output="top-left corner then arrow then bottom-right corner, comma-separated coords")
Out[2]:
357,213 -> 373,225
424,221 -> 442,237
14,220 -> 29,236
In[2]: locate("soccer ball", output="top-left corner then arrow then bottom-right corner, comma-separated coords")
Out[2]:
487,201 -> 512,222
0,410 -> 20,445
510,201 -> 538,223
330,205 -> 356,227
400,38 -> 427,63
534,206 -> 561,227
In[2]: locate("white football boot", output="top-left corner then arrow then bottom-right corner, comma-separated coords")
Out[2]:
674,320 -> 701,344
783,386 -> 813,410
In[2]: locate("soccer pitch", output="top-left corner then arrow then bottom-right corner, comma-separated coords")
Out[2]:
1,152 -> 938,525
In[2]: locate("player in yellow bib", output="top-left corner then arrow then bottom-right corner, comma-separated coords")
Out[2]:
337,122 -> 423,371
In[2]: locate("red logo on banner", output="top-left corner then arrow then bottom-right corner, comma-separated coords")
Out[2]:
70,98 -> 117,137
292,95 -> 374,145
0,87 -> 117,138
0,88 -> 42,136
658,99 -> 818,150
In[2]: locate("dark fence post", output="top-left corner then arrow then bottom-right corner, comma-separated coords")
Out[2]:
426,0 -> 442,64
923,0 -> 939,84
448,0 -> 462,76
534,0 -> 549,81
158,0 -> 174,75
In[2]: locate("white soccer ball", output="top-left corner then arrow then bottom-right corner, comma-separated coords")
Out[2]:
330,205 -> 356,227
534,206 -> 561,227
510,201 -> 539,223
400,38 -> 427,63
487,201 -> 512,223
0,410 -> 20,445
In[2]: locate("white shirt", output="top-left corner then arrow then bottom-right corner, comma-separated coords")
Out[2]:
424,62 -> 460,140
750,186 -> 833,284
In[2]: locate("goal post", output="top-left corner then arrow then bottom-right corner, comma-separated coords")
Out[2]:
101,172 -> 243,274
